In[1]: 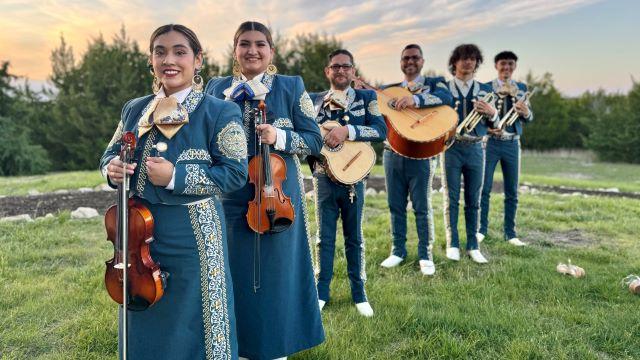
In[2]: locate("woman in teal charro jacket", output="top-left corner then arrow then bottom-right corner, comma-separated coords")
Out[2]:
205,21 -> 324,360
100,24 -> 247,360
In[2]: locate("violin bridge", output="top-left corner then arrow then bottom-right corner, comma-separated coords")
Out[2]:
113,263 -> 132,269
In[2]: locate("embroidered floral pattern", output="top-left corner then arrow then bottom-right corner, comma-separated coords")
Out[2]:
290,132 -> 311,155
183,90 -> 204,113
356,126 -> 380,139
293,156 -> 318,283
242,101 -> 253,139
263,73 -> 275,90
217,122 -> 247,161
189,199 -> 232,360
358,181 -> 368,290
272,117 -> 293,129
299,91 -> 316,119
367,100 -> 381,117
349,109 -> 365,117
184,164 -> 222,196
349,99 -> 364,110
426,158 -> 437,261
448,79 -> 459,98
420,93 -> 443,106
177,149 -> 212,163
135,128 -> 157,195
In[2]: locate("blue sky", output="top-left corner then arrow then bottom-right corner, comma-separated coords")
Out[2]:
1,0 -> 637,95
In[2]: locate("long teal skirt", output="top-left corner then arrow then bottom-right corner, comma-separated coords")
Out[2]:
119,197 -> 238,360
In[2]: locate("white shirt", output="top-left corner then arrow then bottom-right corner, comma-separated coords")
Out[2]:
454,78 -> 474,97
328,86 -> 357,141
157,86 -> 193,103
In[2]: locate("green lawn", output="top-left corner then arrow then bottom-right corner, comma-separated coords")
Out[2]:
3,151 -> 634,197
0,171 -> 104,196
1,191 -> 639,359
515,150 -> 640,193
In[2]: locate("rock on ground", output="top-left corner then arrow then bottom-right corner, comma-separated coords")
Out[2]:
71,207 -> 99,219
1,214 -> 33,222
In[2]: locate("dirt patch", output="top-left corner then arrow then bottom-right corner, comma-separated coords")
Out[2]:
0,191 -> 115,218
528,228 -> 595,247
1,175 -> 638,218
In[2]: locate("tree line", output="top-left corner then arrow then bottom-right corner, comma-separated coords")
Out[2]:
1,28 -> 638,176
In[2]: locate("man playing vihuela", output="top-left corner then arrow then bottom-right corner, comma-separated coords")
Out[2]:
378,44 -> 453,276
309,49 -> 387,317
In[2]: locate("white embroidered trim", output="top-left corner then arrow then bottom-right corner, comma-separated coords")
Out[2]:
273,117 -> 294,129
356,126 -> 380,139
184,164 -> 222,196
177,149 -> 212,163
189,200 -> 232,360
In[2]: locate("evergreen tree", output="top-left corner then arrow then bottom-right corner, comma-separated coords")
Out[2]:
521,72 -> 571,150
285,33 -> 343,92
0,62 -> 51,175
585,82 -> 640,163
45,29 -> 149,170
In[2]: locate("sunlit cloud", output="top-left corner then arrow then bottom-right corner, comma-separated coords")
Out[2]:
1,0 -> 631,95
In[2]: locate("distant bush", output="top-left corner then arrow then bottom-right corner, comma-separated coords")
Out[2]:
0,116 -> 51,175
584,83 -> 640,163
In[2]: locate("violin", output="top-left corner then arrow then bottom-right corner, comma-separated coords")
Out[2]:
246,100 -> 295,234
104,131 -> 168,358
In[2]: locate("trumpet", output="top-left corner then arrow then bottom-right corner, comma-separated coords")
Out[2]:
456,92 -> 497,135
495,87 -> 537,129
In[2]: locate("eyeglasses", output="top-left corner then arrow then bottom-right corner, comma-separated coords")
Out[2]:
401,55 -> 422,62
328,64 -> 354,71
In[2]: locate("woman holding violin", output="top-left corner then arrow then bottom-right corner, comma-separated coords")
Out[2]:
100,24 -> 248,359
205,21 -> 324,360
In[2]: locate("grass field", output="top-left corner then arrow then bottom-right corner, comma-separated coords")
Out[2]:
1,151 -> 638,196
1,190 -> 639,359
0,171 -> 104,197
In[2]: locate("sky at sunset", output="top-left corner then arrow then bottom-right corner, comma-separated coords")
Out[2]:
2,0 -> 637,96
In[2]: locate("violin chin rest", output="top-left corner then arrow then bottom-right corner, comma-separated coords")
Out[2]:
268,218 -> 294,234
127,296 -> 151,312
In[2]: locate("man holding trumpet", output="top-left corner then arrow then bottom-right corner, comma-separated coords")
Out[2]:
478,51 -> 534,247
442,44 -> 498,264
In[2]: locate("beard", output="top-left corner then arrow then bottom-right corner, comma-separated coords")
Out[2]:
330,76 -> 351,90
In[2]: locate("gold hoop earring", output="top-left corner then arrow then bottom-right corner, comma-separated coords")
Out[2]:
152,76 -> 162,93
232,60 -> 242,77
266,63 -> 278,75
192,73 -> 204,93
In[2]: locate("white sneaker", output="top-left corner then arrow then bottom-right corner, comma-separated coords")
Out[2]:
446,247 -> 460,261
380,254 -> 404,268
507,238 -> 527,246
419,260 -> 436,276
355,302 -> 374,317
468,249 -> 488,264
476,232 -> 485,243
318,299 -> 326,311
